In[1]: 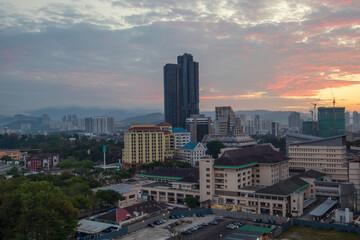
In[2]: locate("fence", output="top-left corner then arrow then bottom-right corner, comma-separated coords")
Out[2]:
92,227 -> 128,240
79,205 -> 116,219
170,208 -> 213,217
272,219 -> 292,238
293,219 -> 360,234
212,209 -> 287,222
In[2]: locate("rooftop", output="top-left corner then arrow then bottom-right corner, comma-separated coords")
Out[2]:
310,199 -> 338,217
256,169 -> 324,196
202,133 -> 256,147
77,220 -> 119,234
182,142 -> 207,150
124,200 -> 168,215
140,167 -> 199,181
157,122 -> 172,127
172,127 -> 189,133
214,144 -> 288,168
96,208 -> 133,223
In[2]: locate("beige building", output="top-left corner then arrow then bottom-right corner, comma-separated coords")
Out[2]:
349,159 -> 360,210
200,144 -> 289,203
288,135 -> 348,181
122,122 -> 174,168
139,167 -> 200,204
199,151 -> 326,217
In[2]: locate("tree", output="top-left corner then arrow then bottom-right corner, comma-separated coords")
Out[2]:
71,195 -> 93,210
184,196 -> 200,209
1,155 -> 12,163
206,141 -> 225,158
95,189 -> 124,205
7,167 -> 19,177
0,180 -> 78,240
168,228 -> 182,240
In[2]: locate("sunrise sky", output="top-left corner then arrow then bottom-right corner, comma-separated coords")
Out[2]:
1,0 -> 359,115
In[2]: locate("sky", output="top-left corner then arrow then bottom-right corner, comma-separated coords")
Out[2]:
0,0 -> 359,115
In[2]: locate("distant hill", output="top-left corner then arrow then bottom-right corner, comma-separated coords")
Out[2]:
27,107 -> 162,121
121,113 -> 164,125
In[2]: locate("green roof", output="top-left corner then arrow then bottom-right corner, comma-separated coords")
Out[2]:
238,225 -> 273,233
296,183 -> 310,192
213,162 -> 258,169
139,174 -> 182,179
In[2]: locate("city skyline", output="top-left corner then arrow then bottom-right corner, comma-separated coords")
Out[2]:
1,1 -> 360,115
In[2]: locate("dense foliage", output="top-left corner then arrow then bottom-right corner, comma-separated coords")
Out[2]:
0,133 -> 123,164
206,140 -> 226,158
0,180 -> 79,240
251,134 -> 286,152
95,189 -> 124,205
184,196 -> 200,209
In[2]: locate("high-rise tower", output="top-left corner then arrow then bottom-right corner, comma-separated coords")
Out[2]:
164,53 -> 199,128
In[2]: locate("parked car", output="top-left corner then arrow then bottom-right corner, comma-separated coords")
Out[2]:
278,221 -> 285,226
209,221 -> 218,225
226,224 -> 236,229
148,223 -> 155,228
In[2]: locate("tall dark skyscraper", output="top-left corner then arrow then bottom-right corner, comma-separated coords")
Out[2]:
164,53 -> 199,128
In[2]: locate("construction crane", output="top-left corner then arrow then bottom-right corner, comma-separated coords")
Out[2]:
311,92 -> 322,121
330,87 -> 336,108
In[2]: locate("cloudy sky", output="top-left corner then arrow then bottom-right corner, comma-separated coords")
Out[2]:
1,0 -> 359,115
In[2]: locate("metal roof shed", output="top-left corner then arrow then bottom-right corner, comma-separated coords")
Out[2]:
309,199 -> 338,217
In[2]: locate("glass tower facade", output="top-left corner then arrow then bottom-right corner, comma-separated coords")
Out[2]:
164,53 -> 199,128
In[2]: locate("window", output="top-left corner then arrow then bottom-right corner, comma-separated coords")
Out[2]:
206,185 -> 210,188
206,174 -> 210,177
207,192 -> 210,195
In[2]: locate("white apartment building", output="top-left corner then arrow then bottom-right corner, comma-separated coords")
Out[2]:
176,142 -> 208,166
172,127 -> 190,149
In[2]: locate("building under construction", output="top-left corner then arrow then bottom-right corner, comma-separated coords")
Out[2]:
318,107 -> 345,137
302,107 -> 345,138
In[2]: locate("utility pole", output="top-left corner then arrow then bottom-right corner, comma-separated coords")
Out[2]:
103,145 -> 106,169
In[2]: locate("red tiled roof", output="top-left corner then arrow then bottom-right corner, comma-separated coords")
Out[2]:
116,208 -> 133,222
350,158 -> 360,162
128,127 -> 161,131
157,122 -> 172,126
128,127 -> 170,133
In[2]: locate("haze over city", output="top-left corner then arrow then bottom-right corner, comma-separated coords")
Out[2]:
1,0 -> 360,115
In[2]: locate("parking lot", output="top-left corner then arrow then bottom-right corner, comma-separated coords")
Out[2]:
121,214 -> 218,240
121,214 -> 282,240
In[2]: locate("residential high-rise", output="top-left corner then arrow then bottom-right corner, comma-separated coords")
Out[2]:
345,111 -> 350,125
164,53 -> 199,128
214,106 -> 242,135
254,115 -> 260,131
353,111 -> 359,129
84,116 -> 114,134
288,112 -> 301,130
172,127 -> 190,150
318,107 -> 345,137
186,114 -> 212,142
271,122 -> 280,137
